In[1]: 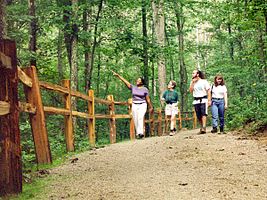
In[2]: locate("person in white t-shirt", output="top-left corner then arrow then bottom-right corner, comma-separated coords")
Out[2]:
210,75 -> 228,134
189,69 -> 211,134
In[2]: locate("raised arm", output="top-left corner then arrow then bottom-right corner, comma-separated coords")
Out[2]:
111,70 -> 131,89
189,78 -> 197,93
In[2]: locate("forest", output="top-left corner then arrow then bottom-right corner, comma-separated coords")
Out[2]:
0,0 -> 266,169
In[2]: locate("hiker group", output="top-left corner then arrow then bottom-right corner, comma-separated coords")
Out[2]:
189,69 -> 228,135
112,69 -> 228,138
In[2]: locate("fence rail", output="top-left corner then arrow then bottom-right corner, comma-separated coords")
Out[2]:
0,65 -> 198,165
0,58 -> 197,196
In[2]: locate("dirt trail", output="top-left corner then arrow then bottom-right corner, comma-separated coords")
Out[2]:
37,129 -> 267,200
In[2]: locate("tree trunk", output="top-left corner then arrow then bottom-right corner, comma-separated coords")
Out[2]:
175,4 -> 188,112
57,29 -> 64,81
227,23 -> 234,61
97,52 -> 100,96
142,0 -> 149,87
152,0 -> 166,99
0,0 -> 7,39
62,0 -> 72,67
83,6 -> 92,93
28,0 -> 37,67
70,0 -> 79,135
87,0 -> 103,90
165,27 -> 174,80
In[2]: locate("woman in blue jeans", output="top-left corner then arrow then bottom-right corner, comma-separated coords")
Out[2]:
210,75 -> 228,133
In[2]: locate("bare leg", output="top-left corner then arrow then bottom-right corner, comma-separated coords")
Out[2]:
201,116 -> 207,133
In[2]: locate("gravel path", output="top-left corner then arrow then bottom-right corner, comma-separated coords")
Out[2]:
38,129 -> 267,200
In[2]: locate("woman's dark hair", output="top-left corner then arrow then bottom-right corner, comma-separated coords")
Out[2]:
138,77 -> 145,86
197,70 -> 206,79
214,75 -> 225,86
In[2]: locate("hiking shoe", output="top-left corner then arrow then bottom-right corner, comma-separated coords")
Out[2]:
198,128 -> 202,134
137,134 -> 144,139
220,127 -> 226,134
201,127 -> 206,134
211,127 -> 218,133
198,128 -> 206,134
169,131 -> 175,136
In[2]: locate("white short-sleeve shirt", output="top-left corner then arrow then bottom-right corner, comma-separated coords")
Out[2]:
193,79 -> 210,104
211,85 -> 227,99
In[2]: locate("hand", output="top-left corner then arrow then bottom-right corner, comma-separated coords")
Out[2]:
208,100 -> 211,107
111,70 -> 119,77
224,105 -> 228,110
149,107 -> 154,113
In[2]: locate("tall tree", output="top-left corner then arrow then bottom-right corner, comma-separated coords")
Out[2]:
60,0 -> 79,138
57,29 -> 64,80
0,0 -> 7,39
86,0 -> 103,90
28,0 -> 37,66
152,0 -> 166,100
83,5 -> 92,93
175,3 -> 188,112
142,0 -> 149,87
70,0 -> 78,92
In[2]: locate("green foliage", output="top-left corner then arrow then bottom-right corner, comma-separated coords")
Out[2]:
226,82 -> 267,132
4,0 -> 266,178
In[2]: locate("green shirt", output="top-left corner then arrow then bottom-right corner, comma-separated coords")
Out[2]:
162,90 -> 179,104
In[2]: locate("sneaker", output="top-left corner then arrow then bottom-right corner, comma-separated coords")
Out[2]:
137,134 -> 144,139
197,128 -> 202,134
198,128 -> 206,134
169,130 -> 175,136
211,127 -> 218,133
201,127 -> 206,134
220,127 -> 226,134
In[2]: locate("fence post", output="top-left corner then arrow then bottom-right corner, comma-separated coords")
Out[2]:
149,110 -> 155,136
178,110 -> 182,130
107,95 -> 116,144
23,66 -> 52,164
157,109 -> 163,136
128,98 -> 135,140
164,114 -> 169,135
0,39 -> 22,196
62,80 -> 74,151
88,90 -> 95,147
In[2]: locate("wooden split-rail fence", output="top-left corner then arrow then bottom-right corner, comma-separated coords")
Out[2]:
0,39 -> 197,196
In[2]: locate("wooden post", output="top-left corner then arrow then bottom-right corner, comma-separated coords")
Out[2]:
23,66 -> 52,164
62,80 -> 74,151
164,115 -> 169,135
88,90 -> 95,147
0,39 -> 22,195
149,110 -> 155,136
107,95 -> 116,144
178,110 -> 182,130
157,109 -> 163,136
128,98 -> 135,140
193,109 -> 197,129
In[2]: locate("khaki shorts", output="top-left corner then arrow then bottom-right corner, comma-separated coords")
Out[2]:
165,103 -> 178,116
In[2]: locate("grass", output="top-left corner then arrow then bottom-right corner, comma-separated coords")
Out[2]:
9,177 -> 51,200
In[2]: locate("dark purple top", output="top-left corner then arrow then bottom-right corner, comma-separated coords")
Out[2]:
130,84 -> 149,103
